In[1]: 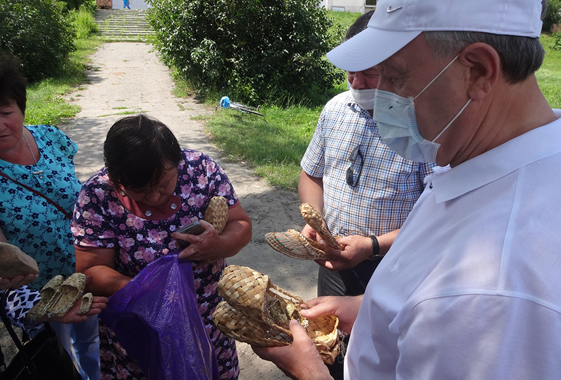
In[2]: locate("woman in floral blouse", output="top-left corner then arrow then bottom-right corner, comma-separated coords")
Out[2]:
72,114 -> 252,380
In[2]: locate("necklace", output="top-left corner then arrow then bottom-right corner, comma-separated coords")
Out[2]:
23,133 -> 43,178
23,133 -> 37,164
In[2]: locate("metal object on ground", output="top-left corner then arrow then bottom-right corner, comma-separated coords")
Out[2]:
218,96 -> 265,118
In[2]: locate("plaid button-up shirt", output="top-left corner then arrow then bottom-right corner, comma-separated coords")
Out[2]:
301,91 -> 434,237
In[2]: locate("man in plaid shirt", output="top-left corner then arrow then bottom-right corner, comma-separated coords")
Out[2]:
298,12 -> 434,379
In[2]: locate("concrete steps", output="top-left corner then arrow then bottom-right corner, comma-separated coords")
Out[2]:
95,9 -> 154,42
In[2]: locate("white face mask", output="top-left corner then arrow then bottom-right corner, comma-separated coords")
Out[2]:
373,55 -> 471,163
348,81 -> 377,111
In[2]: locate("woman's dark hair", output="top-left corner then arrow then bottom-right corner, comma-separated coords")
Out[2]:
0,54 -> 27,114
104,114 -> 183,191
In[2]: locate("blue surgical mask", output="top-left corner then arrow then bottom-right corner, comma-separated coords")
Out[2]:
373,55 -> 471,163
348,81 -> 377,111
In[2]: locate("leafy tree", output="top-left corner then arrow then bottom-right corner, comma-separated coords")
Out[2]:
63,0 -> 97,12
543,0 -> 561,32
0,0 -> 75,83
147,0 -> 345,106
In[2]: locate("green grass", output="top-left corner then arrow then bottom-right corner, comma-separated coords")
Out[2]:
25,37 -> 103,125
207,104 -> 324,189
329,10 -> 364,30
537,33 -> 561,109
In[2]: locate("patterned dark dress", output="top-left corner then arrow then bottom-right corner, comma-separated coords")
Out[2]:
71,149 -> 239,380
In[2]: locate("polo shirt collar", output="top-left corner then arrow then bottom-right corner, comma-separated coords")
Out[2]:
431,111 -> 561,203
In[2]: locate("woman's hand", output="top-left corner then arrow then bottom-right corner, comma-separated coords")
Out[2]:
174,219 -> 224,261
252,320 -> 333,380
0,273 -> 38,290
173,203 -> 252,262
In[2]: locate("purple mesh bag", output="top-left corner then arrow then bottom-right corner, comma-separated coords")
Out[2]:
99,252 -> 220,380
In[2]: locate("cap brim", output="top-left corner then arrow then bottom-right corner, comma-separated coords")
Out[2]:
326,28 -> 422,72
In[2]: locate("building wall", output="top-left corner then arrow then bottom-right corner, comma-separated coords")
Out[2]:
112,0 -> 150,10
321,0 -> 366,13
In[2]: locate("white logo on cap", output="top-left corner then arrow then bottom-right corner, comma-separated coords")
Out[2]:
387,5 -> 403,13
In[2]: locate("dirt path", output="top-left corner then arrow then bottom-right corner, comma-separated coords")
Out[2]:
62,42 -> 318,380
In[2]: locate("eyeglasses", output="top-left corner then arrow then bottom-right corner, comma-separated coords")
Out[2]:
346,145 -> 364,187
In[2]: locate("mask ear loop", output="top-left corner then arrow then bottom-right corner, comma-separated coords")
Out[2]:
414,54 -> 460,100
431,98 -> 472,142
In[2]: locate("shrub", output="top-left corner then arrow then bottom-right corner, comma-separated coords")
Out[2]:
61,0 -> 96,11
70,4 -> 99,39
543,0 -> 561,32
0,0 -> 75,83
146,0 -> 345,106
554,31 -> 561,51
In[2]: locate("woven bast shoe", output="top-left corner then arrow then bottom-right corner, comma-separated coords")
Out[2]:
47,273 -> 86,318
204,196 -> 229,234
265,229 -> 327,260
199,196 -> 229,264
79,292 -> 94,314
217,265 -> 271,321
213,301 -> 293,346
28,275 -> 64,319
299,203 -> 341,250
213,265 -> 340,364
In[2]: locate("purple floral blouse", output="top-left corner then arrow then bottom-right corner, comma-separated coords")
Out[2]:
71,149 -> 239,380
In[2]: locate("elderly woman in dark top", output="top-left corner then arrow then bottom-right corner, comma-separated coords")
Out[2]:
72,114 -> 252,380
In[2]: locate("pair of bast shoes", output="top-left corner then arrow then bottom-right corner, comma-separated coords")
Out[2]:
28,273 -> 93,320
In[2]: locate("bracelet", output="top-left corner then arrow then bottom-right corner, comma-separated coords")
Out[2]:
367,235 -> 381,260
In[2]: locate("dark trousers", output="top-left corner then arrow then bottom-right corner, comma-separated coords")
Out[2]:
317,258 -> 382,380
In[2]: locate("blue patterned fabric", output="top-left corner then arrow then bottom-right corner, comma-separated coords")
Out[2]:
0,286 -> 43,332
0,125 -> 81,289
301,91 -> 435,237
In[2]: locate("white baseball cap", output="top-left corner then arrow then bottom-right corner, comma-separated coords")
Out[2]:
326,0 -> 544,72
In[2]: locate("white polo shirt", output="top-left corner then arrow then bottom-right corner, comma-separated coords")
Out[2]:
346,110 -> 561,380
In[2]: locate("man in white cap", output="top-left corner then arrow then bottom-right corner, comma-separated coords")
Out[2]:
253,1 -> 561,379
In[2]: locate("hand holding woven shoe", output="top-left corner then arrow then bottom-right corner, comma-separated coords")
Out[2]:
175,196 -> 230,262
265,203 -> 341,260
252,319 -> 333,380
299,203 -> 341,250
27,273 -> 103,322
212,265 -> 341,364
